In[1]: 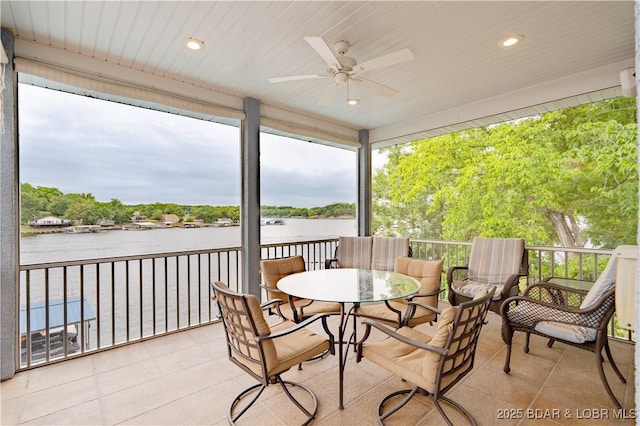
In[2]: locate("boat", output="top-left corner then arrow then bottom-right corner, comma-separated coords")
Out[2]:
63,226 -> 98,234
264,219 -> 286,225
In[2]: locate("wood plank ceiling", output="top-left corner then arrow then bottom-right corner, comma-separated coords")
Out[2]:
1,1 -> 635,148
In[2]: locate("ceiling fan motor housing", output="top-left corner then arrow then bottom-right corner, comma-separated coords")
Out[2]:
334,40 -> 350,56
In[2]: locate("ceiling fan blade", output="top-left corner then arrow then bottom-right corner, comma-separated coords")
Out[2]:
318,83 -> 341,106
268,74 -> 328,83
351,77 -> 398,98
352,48 -> 415,73
304,36 -> 340,68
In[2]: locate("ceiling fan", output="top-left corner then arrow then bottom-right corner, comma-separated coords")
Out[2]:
268,37 -> 415,105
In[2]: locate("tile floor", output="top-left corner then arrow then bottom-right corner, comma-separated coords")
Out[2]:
1,309 -> 636,425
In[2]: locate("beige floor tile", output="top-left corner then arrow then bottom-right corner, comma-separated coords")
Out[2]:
0,319 -> 634,426
1,394 -> 25,425
25,356 -> 95,393
20,377 -> 99,423
22,399 -> 103,425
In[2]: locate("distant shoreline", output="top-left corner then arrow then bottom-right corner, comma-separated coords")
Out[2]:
20,216 -> 355,236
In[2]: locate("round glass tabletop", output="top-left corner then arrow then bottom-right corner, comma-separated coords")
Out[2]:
277,268 -> 421,303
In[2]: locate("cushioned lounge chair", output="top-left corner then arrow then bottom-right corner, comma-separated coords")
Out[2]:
325,236 -> 411,271
448,237 -> 528,314
355,257 -> 443,328
357,288 -> 495,425
211,281 -> 334,425
501,248 -> 628,408
260,255 -> 341,323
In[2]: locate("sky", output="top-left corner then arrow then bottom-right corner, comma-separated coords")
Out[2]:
18,83 -> 384,208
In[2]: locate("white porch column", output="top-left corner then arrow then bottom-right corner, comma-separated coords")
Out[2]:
241,97 -> 261,297
1,28 -> 18,381
357,129 -> 372,236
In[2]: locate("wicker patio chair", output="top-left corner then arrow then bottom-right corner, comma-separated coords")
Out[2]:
356,287 -> 495,425
211,281 -> 334,425
355,257 -> 443,328
501,249 -> 626,408
448,237 -> 528,314
260,255 -> 341,323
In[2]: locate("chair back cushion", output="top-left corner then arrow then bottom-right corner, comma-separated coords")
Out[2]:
468,237 -> 524,285
337,236 -> 373,269
423,288 -> 493,387
260,256 -> 306,301
395,257 -> 442,309
422,306 -> 458,385
372,237 -> 410,271
579,251 -> 618,309
211,281 -> 276,378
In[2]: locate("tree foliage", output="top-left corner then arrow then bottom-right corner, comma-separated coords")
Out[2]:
21,184 -> 353,225
373,98 -> 637,248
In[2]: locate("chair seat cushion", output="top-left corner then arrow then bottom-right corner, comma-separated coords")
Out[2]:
298,300 -> 341,317
533,321 -> 593,344
267,321 -> 330,376
507,302 -> 596,343
357,301 -> 436,326
362,307 -> 458,394
451,280 -> 502,300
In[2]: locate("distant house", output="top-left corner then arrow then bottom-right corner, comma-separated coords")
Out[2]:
27,216 -> 72,227
130,211 -> 147,223
161,214 -> 180,225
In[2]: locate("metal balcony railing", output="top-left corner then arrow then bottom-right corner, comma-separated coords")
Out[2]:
17,238 -> 620,370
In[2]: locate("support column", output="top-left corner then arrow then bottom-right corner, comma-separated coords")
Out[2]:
1,28 -> 17,380
240,97 -> 261,298
357,129 -> 372,236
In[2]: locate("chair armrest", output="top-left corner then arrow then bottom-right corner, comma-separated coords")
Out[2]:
325,258 -> 338,269
402,299 -> 441,326
446,265 -> 469,284
256,313 -> 335,354
356,319 -> 448,363
497,272 -> 527,299
260,299 -> 283,310
405,300 -> 442,315
520,281 -> 589,308
408,288 -> 444,301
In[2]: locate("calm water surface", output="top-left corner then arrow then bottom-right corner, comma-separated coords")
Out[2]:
21,218 -> 357,264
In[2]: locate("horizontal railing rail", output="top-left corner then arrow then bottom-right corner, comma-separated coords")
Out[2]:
18,238 -> 623,370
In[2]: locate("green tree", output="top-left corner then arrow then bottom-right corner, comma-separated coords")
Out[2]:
373,98 -> 637,248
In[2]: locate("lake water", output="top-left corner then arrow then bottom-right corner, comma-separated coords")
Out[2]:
18,218 -> 357,358
20,218 -> 357,264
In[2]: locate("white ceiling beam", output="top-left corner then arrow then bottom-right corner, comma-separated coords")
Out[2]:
370,58 -> 635,145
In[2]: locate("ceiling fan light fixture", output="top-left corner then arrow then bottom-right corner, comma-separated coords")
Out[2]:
186,37 -> 205,51
499,34 -> 524,48
345,80 -> 359,106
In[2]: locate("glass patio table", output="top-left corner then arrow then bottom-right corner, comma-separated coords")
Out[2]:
277,268 -> 420,409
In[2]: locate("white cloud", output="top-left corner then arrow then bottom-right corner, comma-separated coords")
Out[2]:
18,84 -> 356,207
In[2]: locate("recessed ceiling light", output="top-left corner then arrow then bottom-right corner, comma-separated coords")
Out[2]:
186,37 -> 205,51
499,34 -> 524,48
346,98 -> 360,106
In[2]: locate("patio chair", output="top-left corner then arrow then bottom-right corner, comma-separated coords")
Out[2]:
260,255 -> 341,323
355,257 -> 443,328
501,247 -> 629,409
448,237 -> 528,314
211,281 -> 334,425
356,287 -> 495,425
371,236 -> 411,271
325,236 -> 373,269
324,236 -> 411,270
